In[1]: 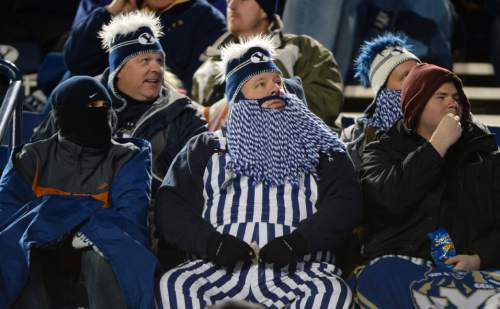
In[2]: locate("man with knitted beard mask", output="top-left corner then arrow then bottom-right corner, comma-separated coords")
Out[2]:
155,36 -> 362,308
226,80 -> 345,187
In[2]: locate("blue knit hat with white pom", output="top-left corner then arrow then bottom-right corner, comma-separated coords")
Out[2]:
98,11 -> 164,111
354,32 -> 420,95
220,35 -> 282,104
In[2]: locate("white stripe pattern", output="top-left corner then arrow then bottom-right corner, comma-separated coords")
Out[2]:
157,133 -> 350,308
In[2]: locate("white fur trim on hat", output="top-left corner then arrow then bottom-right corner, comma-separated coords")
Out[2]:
98,11 -> 164,51
369,46 -> 420,95
217,35 -> 277,82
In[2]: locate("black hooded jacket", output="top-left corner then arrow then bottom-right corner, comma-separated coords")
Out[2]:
360,119 -> 500,270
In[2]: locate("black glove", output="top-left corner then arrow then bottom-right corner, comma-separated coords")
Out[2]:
207,232 -> 255,267
259,232 -> 308,268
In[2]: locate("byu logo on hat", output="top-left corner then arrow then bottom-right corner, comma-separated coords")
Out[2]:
138,32 -> 155,45
389,47 -> 404,56
250,51 -> 270,63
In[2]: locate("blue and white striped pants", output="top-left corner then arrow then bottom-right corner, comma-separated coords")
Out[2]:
158,259 -> 352,309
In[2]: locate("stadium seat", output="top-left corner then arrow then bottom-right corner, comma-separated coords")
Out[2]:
487,125 -> 500,146
0,145 -> 9,171
341,114 -> 355,129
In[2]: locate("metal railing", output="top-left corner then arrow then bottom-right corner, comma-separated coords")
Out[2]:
0,59 -> 23,147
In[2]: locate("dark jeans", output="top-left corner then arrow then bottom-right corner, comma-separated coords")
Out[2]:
13,249 -> 127,309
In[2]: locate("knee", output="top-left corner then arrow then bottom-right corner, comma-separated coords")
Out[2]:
81,250 -> 114,276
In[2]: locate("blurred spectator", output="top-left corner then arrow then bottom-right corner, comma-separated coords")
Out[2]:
283,0 -> 345,52
353,0 -> 454,78
71,0 -> 113,30
191,0 -> 344,129
452,0 -> 500,86
64,0 -> 226,92
289,0 -> 453,81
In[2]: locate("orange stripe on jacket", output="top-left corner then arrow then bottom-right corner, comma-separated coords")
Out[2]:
31,162 -> 110,209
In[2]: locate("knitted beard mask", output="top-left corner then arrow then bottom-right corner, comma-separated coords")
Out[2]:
225,93 -> 345,187
365,88 -> 402,131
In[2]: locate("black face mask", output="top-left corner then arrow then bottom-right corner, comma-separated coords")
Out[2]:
55,106 -> 112,148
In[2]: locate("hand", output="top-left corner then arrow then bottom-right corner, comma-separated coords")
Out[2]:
445,254 -> 481,271
429,113 -> 463,157
106,0 -> 137,16
72,231 -> 93,249
72,232 -> 105,257
259,232 -> 308,268
207,233 -> 255,267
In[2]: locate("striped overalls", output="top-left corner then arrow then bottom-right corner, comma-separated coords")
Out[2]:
159,134 -> 352,308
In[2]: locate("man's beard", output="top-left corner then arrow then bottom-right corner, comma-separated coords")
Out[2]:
226,94 -> 345,187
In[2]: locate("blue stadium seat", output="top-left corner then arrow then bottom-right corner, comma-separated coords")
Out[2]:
487,125 -> 500,146
341,115 -> 355,129
0,145 -> 9,171
23,111 -> 45,142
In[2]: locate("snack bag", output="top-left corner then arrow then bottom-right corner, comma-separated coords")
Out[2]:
428,227 -> 456,269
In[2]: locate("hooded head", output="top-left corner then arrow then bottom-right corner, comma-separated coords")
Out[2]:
50,76 -> 113,148
220,36 -> 345,187
401,63 -> 471,130
98,11 -> 165,110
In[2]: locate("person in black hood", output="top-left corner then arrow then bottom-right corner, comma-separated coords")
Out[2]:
4,76 -> 157,309
51,75 -> 113,149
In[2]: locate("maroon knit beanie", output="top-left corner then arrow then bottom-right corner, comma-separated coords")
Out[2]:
401,63 -> 470,129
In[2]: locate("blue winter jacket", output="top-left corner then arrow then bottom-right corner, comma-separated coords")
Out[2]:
0,138 -> 159,309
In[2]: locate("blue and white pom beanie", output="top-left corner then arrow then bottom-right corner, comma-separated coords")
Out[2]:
98,11 -> 164,105
219,35 -> 282,104
354,32 -> 420,95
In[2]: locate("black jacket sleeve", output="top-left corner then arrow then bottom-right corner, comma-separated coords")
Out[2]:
295,152 -> 362,252
64,7 -> 111,76
471,153 -> 500,269
361,139 -> 444,217
155,105 -> 207,182
155,132 -> 216,256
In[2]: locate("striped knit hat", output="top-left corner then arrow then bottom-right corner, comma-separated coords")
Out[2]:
98,11 -> 164,107
354,32 -> 420,95
219,35 -> 282,104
